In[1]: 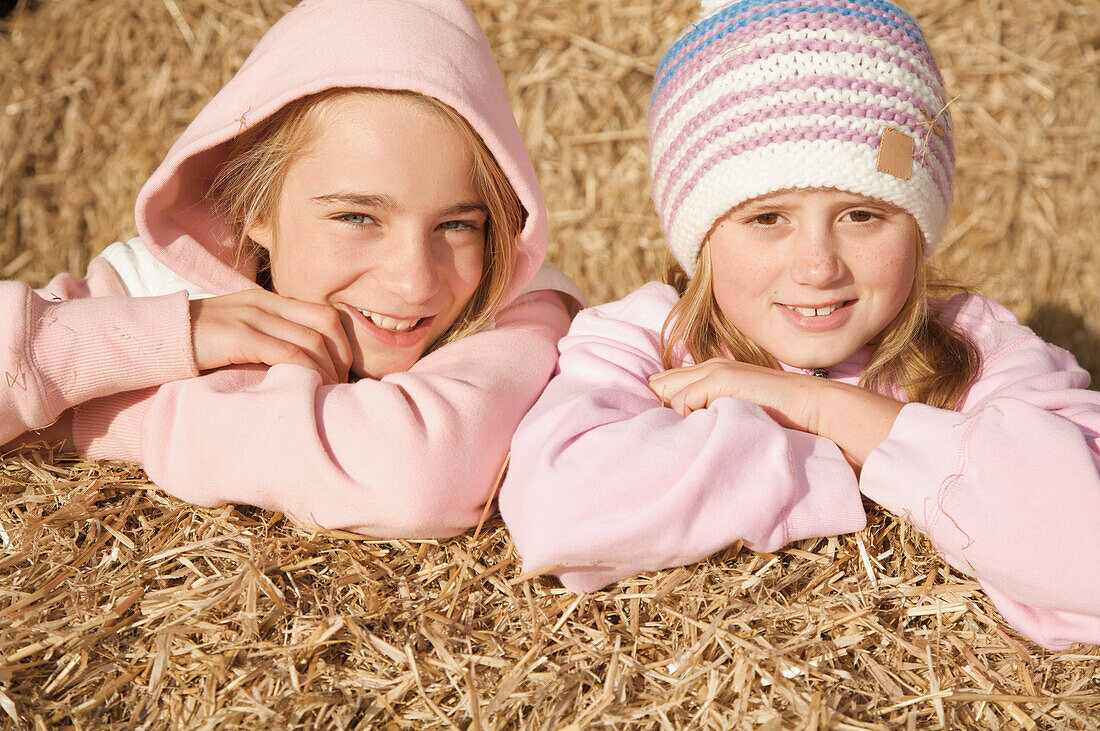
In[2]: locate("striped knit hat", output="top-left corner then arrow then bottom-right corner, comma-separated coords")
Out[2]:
650,0 -> 955,275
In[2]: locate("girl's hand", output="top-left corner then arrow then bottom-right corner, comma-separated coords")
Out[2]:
190,290 -> 353,384
648,358 -> 905,469
648,359 -> 821,431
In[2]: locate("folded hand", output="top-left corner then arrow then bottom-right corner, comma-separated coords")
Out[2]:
190,289 -> 353,384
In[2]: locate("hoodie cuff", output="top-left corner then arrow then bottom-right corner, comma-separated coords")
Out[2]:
859,402 -> 960,534
782,434 -> 867,542
71,387 -> 157,462
29,291 -> 198,415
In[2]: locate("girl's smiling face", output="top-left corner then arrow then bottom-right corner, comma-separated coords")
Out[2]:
707,189 -> 919,370
248,93 -> 486,380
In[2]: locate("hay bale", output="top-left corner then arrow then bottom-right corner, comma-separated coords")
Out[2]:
3,448 -> 1099,727
1,0 -> 1098,727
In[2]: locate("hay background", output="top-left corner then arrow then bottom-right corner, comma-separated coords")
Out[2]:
1,0 -> 1098,728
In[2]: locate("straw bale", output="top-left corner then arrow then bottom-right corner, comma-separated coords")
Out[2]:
2,448 -> 1099,728
1,0 -> 1099,727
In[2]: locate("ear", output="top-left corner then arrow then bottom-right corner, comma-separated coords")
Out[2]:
246,218 -> 275,253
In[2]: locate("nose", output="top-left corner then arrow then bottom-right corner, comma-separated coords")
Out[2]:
383,230 -> 441,305
790,226 -> 846,287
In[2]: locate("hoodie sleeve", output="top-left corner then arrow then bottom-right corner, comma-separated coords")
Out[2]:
131,289 -> 570,538
0,257 -> 197,446
498,283 -> 867,592
860,296 -> 1100,650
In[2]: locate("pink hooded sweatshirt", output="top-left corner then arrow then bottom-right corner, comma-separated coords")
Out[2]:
1,0 -> 582,538
500,283 -> 1100,651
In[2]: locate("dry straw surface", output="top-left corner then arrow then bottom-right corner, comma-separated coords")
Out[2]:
1,0 -> 1098,728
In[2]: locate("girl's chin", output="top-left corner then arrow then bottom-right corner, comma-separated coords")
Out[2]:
767,342 -> 862,371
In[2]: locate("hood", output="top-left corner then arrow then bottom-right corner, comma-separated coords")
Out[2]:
134,0 -> 546,306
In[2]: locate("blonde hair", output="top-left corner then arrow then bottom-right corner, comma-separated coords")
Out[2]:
207,87 -> 521,348
660,232 -> 981,410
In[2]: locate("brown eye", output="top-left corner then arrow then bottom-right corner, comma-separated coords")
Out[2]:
847,210 -> 874,223
755,213 -> 780,225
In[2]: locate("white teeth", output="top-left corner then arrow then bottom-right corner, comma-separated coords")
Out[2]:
786,303 -> 843,317
357,308 -> 421,332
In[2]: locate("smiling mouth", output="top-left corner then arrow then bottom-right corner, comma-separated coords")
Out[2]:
356,307 -> 424,333
781,301 -> 851,317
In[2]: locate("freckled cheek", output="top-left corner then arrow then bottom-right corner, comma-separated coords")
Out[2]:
852,246 -> 916,301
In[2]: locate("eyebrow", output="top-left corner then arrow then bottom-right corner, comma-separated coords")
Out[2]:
736,200 -> 787,215
738,200 -> 778,212
440,202 -> 489,217
311,193 -> 398,210
737,196 -> 894,213
310,193 -> 487,217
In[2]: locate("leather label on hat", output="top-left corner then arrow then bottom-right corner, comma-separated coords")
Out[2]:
877,127 -> 914,180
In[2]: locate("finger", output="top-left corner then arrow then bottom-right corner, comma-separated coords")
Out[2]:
258,295 -> 353,382
243,314 -> 343,384
191,291 -> 345,381
241,330 -> 336,382
648,374 -> 689,408
222,325 -> 325,378
667,382 -> 705,418
237,297 -> 346,382
648,362 -> 702,383
312,307 -> 353,382
648,357 -> 730,384
663,364 -> 750,418
323,329 -> 353,383
648,376 -> 670,406
648,363 -> 716,399
648,368 -> 694,391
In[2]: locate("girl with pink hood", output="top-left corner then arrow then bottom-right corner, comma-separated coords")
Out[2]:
1,0 -> 582,538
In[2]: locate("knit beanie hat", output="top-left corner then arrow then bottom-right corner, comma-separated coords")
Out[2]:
650,0 -> 955,275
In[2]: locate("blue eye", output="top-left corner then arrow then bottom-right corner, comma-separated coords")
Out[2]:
439,220 -> 483,232
337,213 -> 372,225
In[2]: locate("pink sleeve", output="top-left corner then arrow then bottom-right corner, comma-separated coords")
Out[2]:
1,258 -> 197,446
860,297 -> 1100,650
134,290 -> 571,538
498,283 -> 867,592
73,387 -> 159,462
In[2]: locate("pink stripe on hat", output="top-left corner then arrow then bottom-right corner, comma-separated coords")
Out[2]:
651,32 -> 943,141
655,10 -> 937,118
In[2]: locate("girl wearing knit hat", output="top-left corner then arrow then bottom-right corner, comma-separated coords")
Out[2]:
501,0 -> 1099,650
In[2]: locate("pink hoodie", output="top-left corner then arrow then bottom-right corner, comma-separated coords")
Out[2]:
500,283 -> 1100,651
1,0 -> 581,538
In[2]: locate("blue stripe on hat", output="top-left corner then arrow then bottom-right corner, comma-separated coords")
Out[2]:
654,1 -> 927,95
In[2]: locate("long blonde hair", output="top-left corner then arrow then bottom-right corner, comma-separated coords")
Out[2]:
660,234 -> 981,410
207,87 -> 522,347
